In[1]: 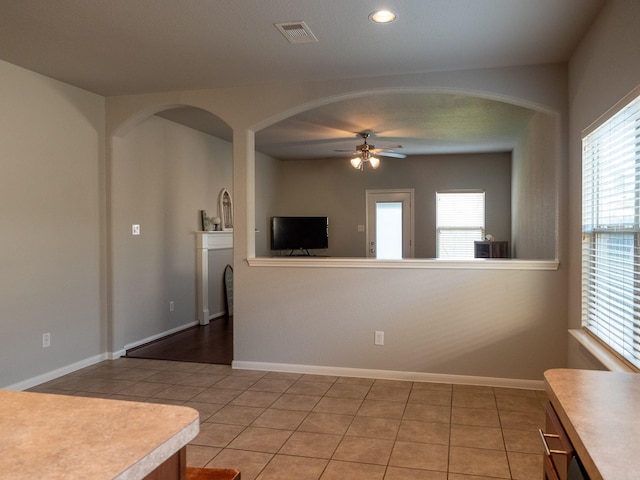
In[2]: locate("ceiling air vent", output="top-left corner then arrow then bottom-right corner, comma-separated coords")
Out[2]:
275,21 -> 318,44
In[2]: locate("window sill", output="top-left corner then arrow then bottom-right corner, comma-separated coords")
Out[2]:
569,329 -> 638,373
247,257 -> 559,270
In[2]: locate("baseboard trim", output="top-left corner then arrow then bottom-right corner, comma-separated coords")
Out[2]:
6,321 -> 207,390
111,349 -> 127,359
123,321 -> 200,352
3,353 -> 108,391
232,361 -> 545,390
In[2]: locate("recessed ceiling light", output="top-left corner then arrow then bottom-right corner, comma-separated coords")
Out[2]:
369,10 -> 397,24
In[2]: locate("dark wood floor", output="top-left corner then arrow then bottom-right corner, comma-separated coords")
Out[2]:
125,316 -> 233,365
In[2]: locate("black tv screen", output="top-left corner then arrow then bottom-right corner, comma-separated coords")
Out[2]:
271,216 -> 328,252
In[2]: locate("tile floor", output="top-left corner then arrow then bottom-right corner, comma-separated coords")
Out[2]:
29,358 -> 547,479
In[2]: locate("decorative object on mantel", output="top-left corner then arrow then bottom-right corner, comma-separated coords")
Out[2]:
200,210 -> 209,231
219,188 -> 233,231
200,210 -> 217,231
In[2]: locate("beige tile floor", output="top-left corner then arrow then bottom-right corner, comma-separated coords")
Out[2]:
29,358 -> 547,479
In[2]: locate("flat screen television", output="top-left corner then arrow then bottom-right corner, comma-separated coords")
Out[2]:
271,216 -> 328,254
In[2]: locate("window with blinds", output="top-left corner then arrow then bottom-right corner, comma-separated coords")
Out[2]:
436,191 -> 485,258
582,86 -> 640,370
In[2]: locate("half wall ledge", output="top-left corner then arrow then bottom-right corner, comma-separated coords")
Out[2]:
247,257 -> 559,270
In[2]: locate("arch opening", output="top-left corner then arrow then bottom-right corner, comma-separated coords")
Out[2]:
108,104 -> 234,354
252,89 -> 559,260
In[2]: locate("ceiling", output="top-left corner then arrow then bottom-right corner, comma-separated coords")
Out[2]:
0,0 -> 606,159
254,93 -> 538,159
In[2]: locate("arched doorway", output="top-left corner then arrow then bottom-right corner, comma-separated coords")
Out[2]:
109,105 -> 235,364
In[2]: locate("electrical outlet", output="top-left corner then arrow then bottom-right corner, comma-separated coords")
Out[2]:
374,330 -> 384,346
132,224 -> 141,235
169,301 -> 175,312
42,333 -> 51,348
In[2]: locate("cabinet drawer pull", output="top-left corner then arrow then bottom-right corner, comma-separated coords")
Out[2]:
538,429 -> 569,457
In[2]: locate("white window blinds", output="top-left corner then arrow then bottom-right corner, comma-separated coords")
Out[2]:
582,87 -> 640,369
436,191 -> 485,258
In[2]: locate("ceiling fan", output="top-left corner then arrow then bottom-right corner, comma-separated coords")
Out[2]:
337,132 -> 406,170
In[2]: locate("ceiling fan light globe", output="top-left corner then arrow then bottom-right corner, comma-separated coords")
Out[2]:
369,156 -> 381,169
350,157 -> 363,169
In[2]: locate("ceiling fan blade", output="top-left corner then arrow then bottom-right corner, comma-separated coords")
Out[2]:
332,132 -> 406,159
378,151 -> 406,158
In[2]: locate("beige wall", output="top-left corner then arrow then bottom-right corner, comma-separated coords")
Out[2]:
255,152 -> 280,257
264,152 -> 512,258
234,68 -> 567,382
238,265 -> 565,380
0,60 -> 105,387
110,114 -> 233,351
567,0 -> 640,368
1,54 -> 577,386
512,111 -> 560,260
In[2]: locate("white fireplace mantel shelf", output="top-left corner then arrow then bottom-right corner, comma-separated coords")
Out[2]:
196,231 -> 232,325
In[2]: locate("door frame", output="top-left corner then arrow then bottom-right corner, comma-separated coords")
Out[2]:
365,189 -> 415,258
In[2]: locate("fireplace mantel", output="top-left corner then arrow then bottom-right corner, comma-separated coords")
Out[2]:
196,231 -> 232,325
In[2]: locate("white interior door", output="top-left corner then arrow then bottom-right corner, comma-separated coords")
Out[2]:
366,189 -> 414,259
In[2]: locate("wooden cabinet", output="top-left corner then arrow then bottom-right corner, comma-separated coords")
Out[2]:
474,240 -> 508,258
143,449 -> 185,480
540,402 -> 575,480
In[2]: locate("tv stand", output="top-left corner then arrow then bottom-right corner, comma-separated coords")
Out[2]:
288,249 -> 311,256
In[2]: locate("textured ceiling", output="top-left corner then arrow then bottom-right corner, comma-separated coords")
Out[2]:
0,0 -> 606,158
255,93 -> 537,159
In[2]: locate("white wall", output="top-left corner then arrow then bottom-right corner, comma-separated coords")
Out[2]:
567,0 -> 640,368
0,60 -> 105,388
110,114 -> 233,351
